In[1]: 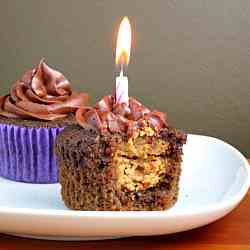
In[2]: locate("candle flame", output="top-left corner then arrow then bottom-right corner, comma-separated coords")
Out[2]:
115,16 -> 131,66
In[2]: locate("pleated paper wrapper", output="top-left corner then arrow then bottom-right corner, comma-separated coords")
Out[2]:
0,123 -> 63,183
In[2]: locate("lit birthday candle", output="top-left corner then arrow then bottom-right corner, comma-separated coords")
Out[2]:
115,16 -> 131,105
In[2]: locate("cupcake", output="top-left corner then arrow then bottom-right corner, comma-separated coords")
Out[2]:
0,59 -> 89,183
55,96 -> 186,211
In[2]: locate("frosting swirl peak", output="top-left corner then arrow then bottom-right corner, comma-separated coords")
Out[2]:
76,95 -> 168,137
0,60 -> 89,121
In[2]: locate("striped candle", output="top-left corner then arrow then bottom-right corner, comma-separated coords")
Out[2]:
116,69 -> 128,105
115,17 -> 131,105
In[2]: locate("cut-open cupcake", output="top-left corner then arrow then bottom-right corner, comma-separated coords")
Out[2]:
55,95 -> 186,210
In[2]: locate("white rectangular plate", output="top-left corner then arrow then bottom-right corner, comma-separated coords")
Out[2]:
0,134 -> 249,241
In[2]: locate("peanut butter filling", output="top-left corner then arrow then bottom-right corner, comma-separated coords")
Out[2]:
115,156 -> 167,191
113,129 -> 169,191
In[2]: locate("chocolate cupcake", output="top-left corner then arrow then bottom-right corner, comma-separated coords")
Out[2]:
55,96 -> 186,211
0,60 -> 89,183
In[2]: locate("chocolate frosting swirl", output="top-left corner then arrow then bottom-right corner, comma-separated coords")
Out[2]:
0,60 -> 89,120
76,95 -> 168,137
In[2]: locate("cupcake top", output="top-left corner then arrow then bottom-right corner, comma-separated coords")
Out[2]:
76,95 -> 167,137
0,60 -> 89,121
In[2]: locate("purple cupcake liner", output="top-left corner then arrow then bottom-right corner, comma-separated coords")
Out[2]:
0,123 -> 63,183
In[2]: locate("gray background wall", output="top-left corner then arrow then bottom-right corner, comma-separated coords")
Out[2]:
0,0 -> 250,155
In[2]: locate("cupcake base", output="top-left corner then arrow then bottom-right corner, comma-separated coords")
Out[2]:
55,124 -> 186,211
